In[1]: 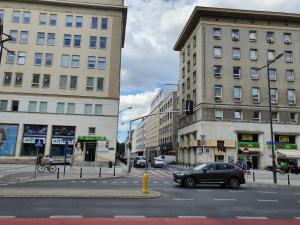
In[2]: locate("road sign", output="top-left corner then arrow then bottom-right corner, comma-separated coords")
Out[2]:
35,139 -> 44,148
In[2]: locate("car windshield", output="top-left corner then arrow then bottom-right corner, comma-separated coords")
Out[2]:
193,163 -> 208,170
137,156 -> 145,160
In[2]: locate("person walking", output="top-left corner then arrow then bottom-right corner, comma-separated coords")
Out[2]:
162,156 -> 168,172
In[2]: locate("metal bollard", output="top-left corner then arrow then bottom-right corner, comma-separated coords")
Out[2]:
80,167 -> 82,178
288,173 -> 290,185
141,172 -> 149,193
99,167 -> 102,177
57,168 -> 60,179
252,171 -> 255,182
113,166 -> 116,176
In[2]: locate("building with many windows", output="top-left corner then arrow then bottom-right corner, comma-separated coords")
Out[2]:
174,7 -> 300,169
0,0 -> 127,163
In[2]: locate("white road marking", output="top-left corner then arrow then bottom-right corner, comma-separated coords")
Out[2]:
49,215 -> 83,218
229,190 -> 245,193
8,182 -> 16,184
0,183 -> 8,186
259,191 -> 278,194
80,181 -> 86,183
112,181 -> 117,184
153,181 -> 158,184
0,216 -> 16,218
90,181 -> 96,183
214,199 -> 236,201
178,216 -> 207,218
166,190 -> 183,192
102,181 -> 107,183
173,198 -> 195,201
197,190 -> 212,192
294,217 -> 300,219
257,199 -> 278,202
164,182 -> 169,184
69,181 -> 76,183
114,215 -> 145,218
251,184 -> 257,187
236,216 -> 268,220
133,181 -> 138,184
121,181 -> 127,183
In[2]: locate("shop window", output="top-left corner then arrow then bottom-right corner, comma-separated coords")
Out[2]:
21,125 -> 47,156
0,124 -> 19,156
50,126 -> 75,156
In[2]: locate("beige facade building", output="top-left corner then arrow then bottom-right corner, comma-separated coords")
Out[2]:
174,7 -> 300,169
0,0 -> 127,163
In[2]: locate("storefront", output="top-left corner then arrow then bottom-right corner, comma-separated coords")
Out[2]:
21,124 -> 47,156
237,134 -> 260,169
0,124 -> 18,156
50,126 -> 76,156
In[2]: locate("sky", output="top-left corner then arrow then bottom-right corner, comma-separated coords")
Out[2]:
118,0 -> 300,141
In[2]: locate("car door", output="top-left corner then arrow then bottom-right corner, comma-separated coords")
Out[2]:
197,164 -> 217,183
214,163 -> 228,182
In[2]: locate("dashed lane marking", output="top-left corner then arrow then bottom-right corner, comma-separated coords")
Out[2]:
257,199 -> 279,202
0,216 -> 16,218
178,216 -> 208,218
114,215 -> 145,218
69,181 -> 76,183
294,217 -> 300,219
49,215 -> 83,218
259,191 -> 278,194
102,181 -> 107,183
173,198 -> 195,201
121,181 -> 127,184
90,181 -> 96,183
80,181 -> 86,183
213,199 -> 237,201
229,190 -> 245,193
236,216 -> 268,220
153,182 -> 158,184
164,182 -> 169,184
197,190 -> 212,192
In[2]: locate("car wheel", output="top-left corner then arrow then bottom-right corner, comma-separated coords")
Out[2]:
228,178 -> 240,189
184,176 -> 195,188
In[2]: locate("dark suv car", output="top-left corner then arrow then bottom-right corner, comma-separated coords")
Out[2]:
173,162 -> 245,189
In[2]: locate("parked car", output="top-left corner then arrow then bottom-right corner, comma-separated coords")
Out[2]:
133,156 -> 146,168
155,155 -> 176,164
173,162 -> 245,189
151,158 -> 164,168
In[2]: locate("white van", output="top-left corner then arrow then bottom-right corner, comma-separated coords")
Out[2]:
156,155 -> 176,164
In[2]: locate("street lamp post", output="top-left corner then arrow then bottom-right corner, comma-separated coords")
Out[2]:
257,53 -> 283,184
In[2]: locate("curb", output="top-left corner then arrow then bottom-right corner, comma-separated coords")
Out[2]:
0,188 -> 162,199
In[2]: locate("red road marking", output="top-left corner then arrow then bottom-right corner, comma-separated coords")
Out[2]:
1,218 -> 300,225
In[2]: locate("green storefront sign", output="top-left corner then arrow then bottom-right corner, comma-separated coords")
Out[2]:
238,142 -> 260,149
77,136 -> 107,141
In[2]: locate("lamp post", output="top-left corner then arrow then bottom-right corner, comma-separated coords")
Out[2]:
257,53 -> 283,184
119,106 -> 133,114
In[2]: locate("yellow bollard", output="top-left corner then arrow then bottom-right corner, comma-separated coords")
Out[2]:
141,172 -> 149,193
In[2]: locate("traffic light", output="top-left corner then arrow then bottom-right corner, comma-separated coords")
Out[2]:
186,100 -> 193,115
217,140 -> 226,152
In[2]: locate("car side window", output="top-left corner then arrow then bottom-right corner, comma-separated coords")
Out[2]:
206,164 -> 216,170
216,164 -> 227,170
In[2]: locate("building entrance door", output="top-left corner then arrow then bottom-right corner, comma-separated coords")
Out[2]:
85,143 -> 96,161
252,156 -> 259,169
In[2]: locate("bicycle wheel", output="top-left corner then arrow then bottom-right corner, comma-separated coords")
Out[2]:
49,165 -> 57,173
37,165 -> 45,172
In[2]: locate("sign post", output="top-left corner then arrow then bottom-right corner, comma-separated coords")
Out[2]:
34,139 -> 44,180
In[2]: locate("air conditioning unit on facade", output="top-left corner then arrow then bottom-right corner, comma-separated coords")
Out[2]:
232,36 -> 239,41
267,38 -> 273,43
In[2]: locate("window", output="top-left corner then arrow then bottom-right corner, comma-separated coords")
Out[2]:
39,13 -> 47,25
59,75 -> 67,89
84,104 -> 92,114
37,32 -> 45,45
61,55 -> 69,67
193,53 -> 196,65
266,31 -> 274,43
267,50 -> 275,61
23,12 -> 30,24
74,35 -> 81,47
6,51 -> 15,64
182,83 -> 185,93
86,77 -> 94,90
213,47 -> 222,58
70,76 -> 77,89
284,32 -> 292,44
192,89 -> 196,105
193,35 -> 196,48
15,73 -> 23,86
270,88 -> 278,104
0,100 -> 8,111
187,44 -> 190,56
250,49 -> 257,60
214,85 -> 222,101
71,55 -> 80,68
91,17 -> 98,29
187,78 -> 190,89
67,103 -> 75,114
66,15 -> 73,27
182,52 -> 185,63
47,33 -> 55,46
234,86 -> 241,102
232,48 -> 240,59
268,69 -> 276,81
88,56 -> 96,69
11,100 -> 19,111
253,111 -> 261,121
43,74 -> 50,87
39,102 -> 47,113
100,37 -> 107,49
49,14 -> 57,26
12,11 -> 20,23
284,51 -> 293,63
234,110 -> 242,120
0,10 -> 4,21
249,30 -> 257,41
97,78 -> 104,91
213,28 -> 221,40
90,36 -> 97,48
95,104 -> 103,115
3,72 -> 12,86
45,53 -> 53,66
286,70 -> 294,81
32,74 -> 40,88
98,57 -> 106,70
182,67 -> 185,78
215,110 -> 223,120
290,112 -> 297,124
35,53 -> 43,65
20,31 -> 29,44
75,16 -> 83,28
187,60 -> 190,72
233,66 -> 241,79
250,68 -> 258,80
288,89 -> 296,105
193,71 -> 196,83
28,101 -> 37,112
17,52 -> 26,65
10,30 -> 17,42
101,18 -> 108,29
56,103 -> 65,113
214,65 -> 222,77
252,87 -> 260,103
232,29 -> 240,41
89,127 -> 96,134
272,112 -> 278,122
64,34 -> 71,47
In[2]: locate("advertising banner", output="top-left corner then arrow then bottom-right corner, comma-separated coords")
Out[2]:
0,124 -> 18,156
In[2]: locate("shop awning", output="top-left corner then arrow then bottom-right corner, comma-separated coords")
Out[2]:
277,150 -> 300,159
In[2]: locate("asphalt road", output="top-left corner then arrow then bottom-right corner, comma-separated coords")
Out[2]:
0,168 -> 300,219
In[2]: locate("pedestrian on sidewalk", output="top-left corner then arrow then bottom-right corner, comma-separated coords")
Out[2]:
162,156 -> 168,171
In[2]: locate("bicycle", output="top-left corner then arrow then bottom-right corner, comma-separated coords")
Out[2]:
275,168 -> 286,175
37,162 -> 57,173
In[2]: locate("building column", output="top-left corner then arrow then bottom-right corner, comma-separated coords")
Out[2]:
44,125 -> 52,156
15,123 -> 23,157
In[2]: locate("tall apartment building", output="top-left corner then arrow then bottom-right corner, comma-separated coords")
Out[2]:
0,0 -> 127,163
174,7 -> 300,169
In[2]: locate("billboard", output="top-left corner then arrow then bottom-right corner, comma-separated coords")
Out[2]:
0,124 -> 18,156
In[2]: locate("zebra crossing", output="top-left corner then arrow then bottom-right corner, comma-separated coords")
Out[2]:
142,170 -> 173,178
